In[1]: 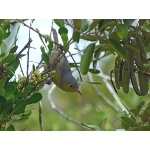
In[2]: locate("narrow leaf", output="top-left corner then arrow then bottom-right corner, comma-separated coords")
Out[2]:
0,28 -> 4,42
117,24 -> 128,39
12,100 -> 26,115
89,19 -> 101,30
108,38 -> 126,59
88,69 -> 100,74
80,43 -> 95,75
4,84 -> 16,100
72,31 -> 80,43
7,124 -> 15,131
81,19 -> 89,32
10,46 -> 18,53
42,52 -> 49,65
61,33 -> 68,43
54,19 -> 64,27
26,93 -> 42,105
73,19 -> 81,30
81,35 -> 98,41
2,53 -> 16,64
58,27 -> 68,35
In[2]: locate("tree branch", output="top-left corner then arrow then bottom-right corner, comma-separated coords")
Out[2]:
88,73 -> 119,113
98,67 -> 129,113
47,85 -> 83,128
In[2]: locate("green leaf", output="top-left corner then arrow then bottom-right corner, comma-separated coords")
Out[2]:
88,69 -> 100,74
0,53 -> 5,58
11,59 -> 20,71
10,116 -> 29,123
81,122 -> 101,131
0,88 -> 5,97
109,32 -> 120,41
80,43 -> 95,75
0,96 -> 7,114
73,19 -> 81,30
80,35 -> 98,41
0,79 -> 5,88
2,53 -> 16,64
141,103 -> 150,122
61,33 -> 68,43
121,116 -> 136,127
100,20 -> 116,31
108,38 -> 126,59
18,86 -> 33,98
72,31 -> 80,43
0,41 -> 7,54
26,93 -> 42,105
0,97 -> 13,115
54,19 -> 64,27
43,34 -> 51,41
7,124 -> 15,131
0,28 -> 4,42
3,23 -> 11,39
48,41 -> 53,52
42,52 -> 49,65
63,42 -> 69,53
10,46 -> 18,53
138,125 -> 150,131
131,101 -> 145,115
40,46 -> 45,53
20,110 -> 32,117
12,100 -> 26,115
89,19 -> 101,30
123,19 -> 135,27
81,19 -> 89,32
6,59 -> 20,75
4,84 -> 16,100
58,27 -> 68,35
0,19 -> 6,24
116,24 -> 128,39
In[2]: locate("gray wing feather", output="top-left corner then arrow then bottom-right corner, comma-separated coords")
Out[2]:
49,48 -> 71,79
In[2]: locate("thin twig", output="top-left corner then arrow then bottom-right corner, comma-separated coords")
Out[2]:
5,38 -> 32,68
16,19 -> 62,47
39,101 -> 44,131
68,50 -> 82,81
26,20 -> 32,79
88,73 -> 119,113
9,19 -> 28,25
98,67 -> 129,113
19,63 -> 25,76
65,19 -> 91,38
47,86 -> 83,128
16,38 -> 33,59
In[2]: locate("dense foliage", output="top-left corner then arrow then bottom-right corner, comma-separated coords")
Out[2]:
0,19 -> 150,131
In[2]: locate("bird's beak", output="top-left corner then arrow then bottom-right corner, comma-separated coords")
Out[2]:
76,88 -> 82,95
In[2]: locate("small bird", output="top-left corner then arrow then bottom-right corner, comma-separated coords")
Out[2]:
49,48 -> 81,95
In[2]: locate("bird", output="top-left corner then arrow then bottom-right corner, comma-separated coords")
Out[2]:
49,48 -> 81,95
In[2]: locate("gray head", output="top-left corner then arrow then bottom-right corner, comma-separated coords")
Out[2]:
61,72 -> 81,94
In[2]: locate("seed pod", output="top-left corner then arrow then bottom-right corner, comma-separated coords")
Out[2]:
114,57 -> 122,89
138,72 -> 149,96
122,61 -> 130,94
130,72 -> 141,96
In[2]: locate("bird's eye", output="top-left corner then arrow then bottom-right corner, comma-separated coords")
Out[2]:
69,84 -> 73,88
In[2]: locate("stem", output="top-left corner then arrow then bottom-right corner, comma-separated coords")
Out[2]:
39,101 -> 44,131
